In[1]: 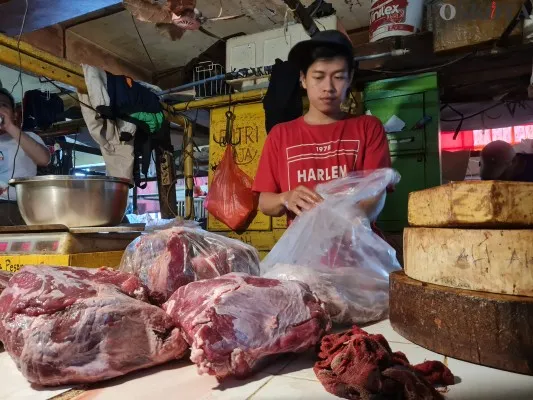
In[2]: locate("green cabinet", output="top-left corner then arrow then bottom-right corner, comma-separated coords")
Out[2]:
379,154 -> 427,229
364,73 -> 441,231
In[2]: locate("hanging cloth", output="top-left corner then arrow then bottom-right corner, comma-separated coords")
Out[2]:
262,58 -> 303,134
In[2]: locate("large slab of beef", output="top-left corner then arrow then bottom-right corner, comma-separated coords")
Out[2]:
120,226 -> 260,304
0,266 -> 189,386
314,326 -> 455,400
164,273 -> 331,379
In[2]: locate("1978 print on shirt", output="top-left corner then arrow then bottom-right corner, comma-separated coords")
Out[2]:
286,139 -> 359,190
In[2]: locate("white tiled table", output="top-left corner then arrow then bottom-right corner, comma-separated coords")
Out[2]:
1,320 -> 533,400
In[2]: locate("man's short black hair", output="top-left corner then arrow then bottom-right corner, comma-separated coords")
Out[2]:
300,45 -> 354,75
0,88 -> 15,110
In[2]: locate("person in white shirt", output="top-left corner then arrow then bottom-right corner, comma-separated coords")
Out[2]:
0,88 -> 50,225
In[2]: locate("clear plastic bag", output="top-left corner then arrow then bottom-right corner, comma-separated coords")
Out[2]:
125,214 -> 199,231
120,226 -> 261,304
261,168 -> 402,325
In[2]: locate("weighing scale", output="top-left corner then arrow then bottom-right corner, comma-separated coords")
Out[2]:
0,224 -> 145,273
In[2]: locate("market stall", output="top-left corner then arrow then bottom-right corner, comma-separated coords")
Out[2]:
0,0 -> 533,399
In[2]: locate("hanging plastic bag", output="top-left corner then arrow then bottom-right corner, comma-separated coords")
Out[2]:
205,145 -> 256,231
120,225 -> 260,304
261,168 -> 402,325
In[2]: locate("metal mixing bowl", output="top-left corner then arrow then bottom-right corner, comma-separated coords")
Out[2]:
9,176 -> 132,228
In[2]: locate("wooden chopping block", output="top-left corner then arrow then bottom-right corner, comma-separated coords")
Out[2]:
389,271 -> 533,375
408,181 -> 533,227
403,227 -> 533,296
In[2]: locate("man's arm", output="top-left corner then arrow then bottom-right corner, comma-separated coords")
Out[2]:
259,187 -> 323,217
258,192 -> 286,217
253,130 -> 283,216
7,129 -> 50,167
358,116 -> 393,219
362,116 -> 391,170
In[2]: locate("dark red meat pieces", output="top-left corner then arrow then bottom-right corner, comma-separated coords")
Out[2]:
314,326 -> 455,400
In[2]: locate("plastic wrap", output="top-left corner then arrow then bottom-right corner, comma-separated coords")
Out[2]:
261,168 -> 402,325
125,214 -> 199,231
120,226 -> 260,303
204,145 -> 256,231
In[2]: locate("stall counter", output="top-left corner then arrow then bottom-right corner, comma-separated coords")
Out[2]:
1,320 -> 533,400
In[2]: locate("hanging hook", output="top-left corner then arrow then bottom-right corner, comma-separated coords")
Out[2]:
213,110 -> 240,147
226,111 -> 241,146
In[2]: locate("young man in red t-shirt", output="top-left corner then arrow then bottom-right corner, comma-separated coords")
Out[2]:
253,30 -> 391,224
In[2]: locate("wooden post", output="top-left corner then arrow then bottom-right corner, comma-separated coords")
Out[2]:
184,122 -> 195,220
155,123 -> 177,219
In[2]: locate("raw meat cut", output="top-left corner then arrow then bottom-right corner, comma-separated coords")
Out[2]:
0,270 -> 10,351
0,266 -> 189,386
314,326 -> 455,400
0,270 -> 11,294
120,226 -> 260,304
264,263 -> 391,325
164,273 -> 331,379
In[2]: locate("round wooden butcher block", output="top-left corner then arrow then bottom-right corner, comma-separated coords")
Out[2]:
389,271 -> 533,375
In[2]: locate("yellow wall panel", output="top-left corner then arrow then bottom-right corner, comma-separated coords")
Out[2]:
273,216 -> 287,229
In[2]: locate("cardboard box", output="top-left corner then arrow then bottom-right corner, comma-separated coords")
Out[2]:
430,0 -> 524,52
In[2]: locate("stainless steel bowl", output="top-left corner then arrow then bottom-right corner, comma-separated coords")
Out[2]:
9,176 -> 132,228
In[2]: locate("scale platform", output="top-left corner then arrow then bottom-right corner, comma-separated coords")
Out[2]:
0,224 -> 145,273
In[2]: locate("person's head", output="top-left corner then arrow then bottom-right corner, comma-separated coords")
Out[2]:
0,88 -> 15,134
480,140 -> 516,180
288,30 -> 354,116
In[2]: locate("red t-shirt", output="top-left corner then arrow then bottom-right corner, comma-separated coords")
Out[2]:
253,115 -> 391,223
253,115 -> 391,193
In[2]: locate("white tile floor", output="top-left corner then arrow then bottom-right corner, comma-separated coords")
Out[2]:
251,376 -> 339,400
0,353 -> 69,400
1,320 -> 533,400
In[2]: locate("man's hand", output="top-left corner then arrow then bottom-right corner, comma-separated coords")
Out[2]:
0,106 -> 19,137
281,186 -> 323,216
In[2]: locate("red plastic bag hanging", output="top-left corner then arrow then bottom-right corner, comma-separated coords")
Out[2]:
205,145 -> 256,231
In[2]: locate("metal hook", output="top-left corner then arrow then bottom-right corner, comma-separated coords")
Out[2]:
213,111 -> 241,147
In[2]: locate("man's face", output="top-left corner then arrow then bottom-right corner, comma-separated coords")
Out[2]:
301,57 -> 352,115
0,94 -> 15,134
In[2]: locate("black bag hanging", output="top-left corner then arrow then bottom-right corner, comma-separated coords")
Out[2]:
22,90 -> 64,131
262,59 -> 303,134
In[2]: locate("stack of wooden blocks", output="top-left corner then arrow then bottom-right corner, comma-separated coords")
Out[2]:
389,180 -> 533,375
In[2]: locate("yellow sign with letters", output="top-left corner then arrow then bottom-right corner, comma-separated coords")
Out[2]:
0,252 -> 124,273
